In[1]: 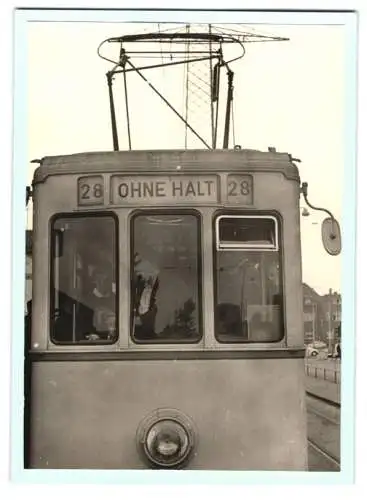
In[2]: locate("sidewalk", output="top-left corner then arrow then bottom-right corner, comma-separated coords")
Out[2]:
305,375 -> 340,405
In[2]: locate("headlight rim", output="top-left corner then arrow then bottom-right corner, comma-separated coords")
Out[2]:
136,408 -> 197,469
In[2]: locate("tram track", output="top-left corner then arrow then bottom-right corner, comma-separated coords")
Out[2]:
306,390 -> 341,409
307,438 -> 340,471
306,391 -> 340,471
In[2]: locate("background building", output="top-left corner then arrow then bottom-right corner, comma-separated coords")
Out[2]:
319,288 -> 342,352
302,283 -> 341,351
303,283 -> 321,345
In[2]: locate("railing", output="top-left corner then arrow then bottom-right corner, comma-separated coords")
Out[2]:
305,363 -> 341,385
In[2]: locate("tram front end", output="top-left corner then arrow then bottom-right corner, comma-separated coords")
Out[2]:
25,149 -> 308,470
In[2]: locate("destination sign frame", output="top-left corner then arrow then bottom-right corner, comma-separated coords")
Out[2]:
77,174 -> 254,207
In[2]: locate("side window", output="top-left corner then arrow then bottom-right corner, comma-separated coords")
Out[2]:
131,212 -> 202,343
214,215 -> 284,343
50,214 -> 118,344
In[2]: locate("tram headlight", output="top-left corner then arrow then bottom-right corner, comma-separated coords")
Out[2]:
136,409 -> 196,469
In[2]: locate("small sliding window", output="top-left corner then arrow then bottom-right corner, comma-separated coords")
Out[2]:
216,215 -> 278,251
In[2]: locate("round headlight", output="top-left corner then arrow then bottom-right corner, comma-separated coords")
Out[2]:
136,409 -> 196,469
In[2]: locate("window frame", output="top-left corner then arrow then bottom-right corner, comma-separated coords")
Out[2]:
129,209 -> 203,345
49,211 -> 119,346
213,210 -> 285,344
216,214 -> 279,251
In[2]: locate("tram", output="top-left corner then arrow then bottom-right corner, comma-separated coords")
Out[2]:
25,147 -> 310,470
24,24 -> 341,471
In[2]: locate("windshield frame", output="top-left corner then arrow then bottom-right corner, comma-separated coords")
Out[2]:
129,209 -> 203,345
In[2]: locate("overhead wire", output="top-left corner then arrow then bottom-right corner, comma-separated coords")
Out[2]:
184,24 -> 190,149
97,23 -> 288,151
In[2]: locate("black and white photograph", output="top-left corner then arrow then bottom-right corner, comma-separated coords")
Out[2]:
7,5 -> 359,484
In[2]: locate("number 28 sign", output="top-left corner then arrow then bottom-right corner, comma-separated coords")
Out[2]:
77,175 -> 104,206
226,175 -> 253,204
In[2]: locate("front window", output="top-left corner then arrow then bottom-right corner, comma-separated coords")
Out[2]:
131,212 -> 201,343
50,214 -> 118,344
214,215 -> 284,343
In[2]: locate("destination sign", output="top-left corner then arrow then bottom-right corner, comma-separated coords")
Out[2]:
110,175 -> 219,205
77,174 -> 254,207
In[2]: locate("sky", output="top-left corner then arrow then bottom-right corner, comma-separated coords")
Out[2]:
27,21 -> 346,296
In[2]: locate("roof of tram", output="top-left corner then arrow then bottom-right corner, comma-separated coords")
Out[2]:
32,148 -> 301,184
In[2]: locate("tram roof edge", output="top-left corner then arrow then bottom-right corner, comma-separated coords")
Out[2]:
32,149 -> 300,184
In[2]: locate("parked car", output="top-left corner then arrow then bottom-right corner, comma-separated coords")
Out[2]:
312,341 -> 327,350
306,346 -> 319,357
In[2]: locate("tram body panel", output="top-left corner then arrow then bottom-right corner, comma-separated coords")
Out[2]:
29,358 -> 307,470
26,149 -> 308,471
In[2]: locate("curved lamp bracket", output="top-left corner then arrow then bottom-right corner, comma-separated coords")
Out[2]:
300,182 -> 341,256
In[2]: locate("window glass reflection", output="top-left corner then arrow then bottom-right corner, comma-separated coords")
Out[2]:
215,216 -> 283,343
51,215 -> 117,344
132,214 -> 201,343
